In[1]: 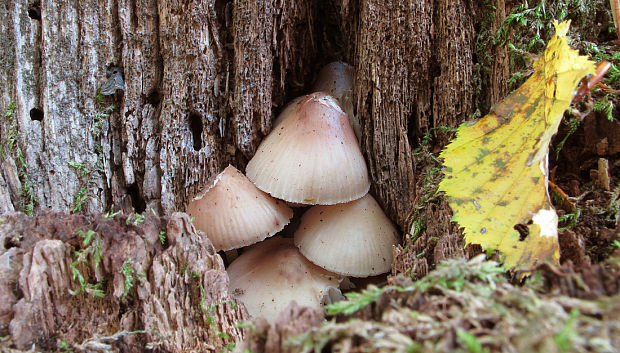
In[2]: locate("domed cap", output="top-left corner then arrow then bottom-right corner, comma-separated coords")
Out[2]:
294,194 -> 400,277
313,62 -> 360,141
186,165 -> 293,251
227,237 -> 340,323
246,92 -> 370,205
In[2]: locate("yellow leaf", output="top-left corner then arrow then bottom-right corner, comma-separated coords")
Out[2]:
438,21 -> 595,271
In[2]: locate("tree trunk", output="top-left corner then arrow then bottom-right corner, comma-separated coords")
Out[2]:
0,0 -> 504,228
1,0 -> 512,350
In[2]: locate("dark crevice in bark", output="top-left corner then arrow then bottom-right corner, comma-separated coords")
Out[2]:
27,1 -> 41,21
111,0 -> 123,66
149,0 -> 164,213
407,109 -> 418,151
188,113 -> 204,152
146,89 -> 161,106
129,0 -> 139,29
29,108 -> 43,121
127,182 -> 146,213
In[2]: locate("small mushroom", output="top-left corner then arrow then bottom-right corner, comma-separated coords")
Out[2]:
227,237 -> 341,323
313,62 -> 360,141
294,194 -> 400,277
186,165 -> 293,251
246,92 -> 370,205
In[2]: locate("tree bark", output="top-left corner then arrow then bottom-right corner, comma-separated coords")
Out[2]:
0,0 -> 505,231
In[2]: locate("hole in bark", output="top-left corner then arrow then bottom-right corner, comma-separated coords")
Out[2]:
188,113 -> 203,151
147,90 -> 161,106
30,108 -> 44,121
28,2 -> 41,20
407,109 -> 417,148
127,183 -> 146,213
4,237 -> 20,249
215,0 -> 232,28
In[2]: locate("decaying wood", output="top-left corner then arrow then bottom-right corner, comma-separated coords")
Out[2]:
0,0 -> 319,217
237,302 -> 325,353
392,196 -> 465,279
487,0 -> 511,109
339,0 -> 483,229
431,0 -> 476,143
0,212 -> 247,352
348,0 -> 431,229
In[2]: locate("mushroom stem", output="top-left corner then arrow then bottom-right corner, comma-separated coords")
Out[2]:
313,62 -> 361,142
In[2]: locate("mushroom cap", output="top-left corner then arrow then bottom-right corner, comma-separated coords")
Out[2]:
312,62 -> 360,141
227,237 -> 340,323
186,165 -> 293,251
294,194 -> 400,277
246,92 -> 370,205
313,62 -> 354,99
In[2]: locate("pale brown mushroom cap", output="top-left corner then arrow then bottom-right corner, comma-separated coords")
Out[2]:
312,62 -> 360,141
186,165 -> 293,251
227,237 -> 340,323
246,92 -> 370,205
294,194 -> 400,277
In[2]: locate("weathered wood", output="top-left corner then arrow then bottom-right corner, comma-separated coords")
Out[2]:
349,0 -> 432,229
0,0 -> 323,216
432,0 -> 476,143
344,0 -> 478,228
233,0 -> 276,157
0,212 -> 248,352
157,0 -> 230,213
115,0 -> 164,213
488,0 -> 511,108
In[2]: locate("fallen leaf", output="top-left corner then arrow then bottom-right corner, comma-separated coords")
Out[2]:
438,21 -> 595,271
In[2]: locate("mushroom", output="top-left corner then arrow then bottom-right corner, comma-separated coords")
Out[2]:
313,62 -> 360,141
186,165 -> 293,251
227,237 -> 341,323
294,194 -> 399,277
245,92 -> 370,205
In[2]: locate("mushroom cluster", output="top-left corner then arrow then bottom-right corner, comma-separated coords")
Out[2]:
186,62 -> 400,323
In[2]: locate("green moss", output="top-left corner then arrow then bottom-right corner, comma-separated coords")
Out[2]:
72,186 -> 88,214
287,255 -> 620,353
558,208 -> 581,230
554,115 -> 581,160
126,213 -> 146,226
121,259 -> 136,301
593,95 -> 615,120
326,256 -> 505,316
474,0 -> 612,101
159,230 -> 167,245
69,229 -> 104,298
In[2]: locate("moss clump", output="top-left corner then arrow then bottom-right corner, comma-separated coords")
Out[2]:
286,255 -> 620,353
